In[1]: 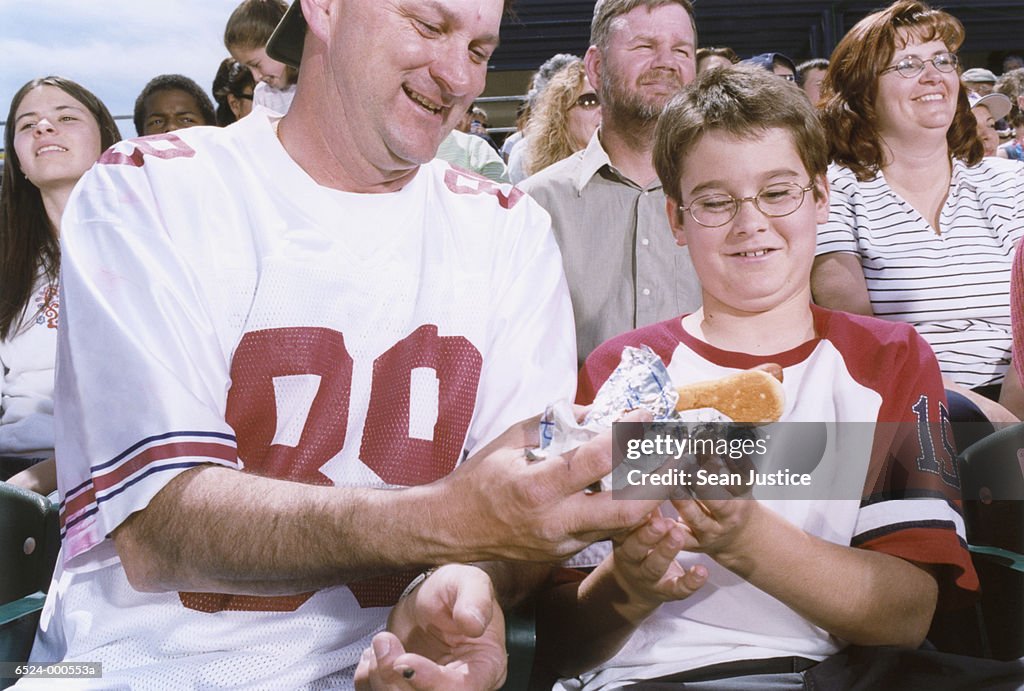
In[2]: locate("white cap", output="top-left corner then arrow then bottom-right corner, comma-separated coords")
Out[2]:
968,91 -> 1012,121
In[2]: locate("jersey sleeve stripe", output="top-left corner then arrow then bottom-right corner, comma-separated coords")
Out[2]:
856,497 -> 966,539
90,429 -> 236,473
59,434 -> 240,559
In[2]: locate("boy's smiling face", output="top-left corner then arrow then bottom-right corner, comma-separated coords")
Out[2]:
668,127 -> 829,316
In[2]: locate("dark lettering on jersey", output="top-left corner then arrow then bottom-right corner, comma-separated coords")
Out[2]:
98,134 -> 196,167
912,395 -> 959,488
443,166 -> 523,209
178,325 -> 482,613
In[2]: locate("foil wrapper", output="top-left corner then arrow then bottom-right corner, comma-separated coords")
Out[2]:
532,346 -> 727,488
584,345 -> 679,427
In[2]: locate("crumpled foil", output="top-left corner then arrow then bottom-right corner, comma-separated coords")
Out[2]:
531,346 -> 726,478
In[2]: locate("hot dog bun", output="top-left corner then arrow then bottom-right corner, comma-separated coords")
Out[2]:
675,365 -> 785,422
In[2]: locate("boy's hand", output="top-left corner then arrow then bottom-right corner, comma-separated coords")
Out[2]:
600,510 -> 707,623
670,450 -> 760,566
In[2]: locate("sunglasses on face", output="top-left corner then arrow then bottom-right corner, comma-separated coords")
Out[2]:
574,92 -> 600,109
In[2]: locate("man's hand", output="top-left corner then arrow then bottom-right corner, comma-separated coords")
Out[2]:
439,410 -> 663,563
354,564 -> 506,691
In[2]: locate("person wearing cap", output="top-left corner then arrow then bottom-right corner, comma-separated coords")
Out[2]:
968,90 -> 1012,157
744,51 -> 798,83
996,67 -> 1024,161
961,67 -> 997,96
813,0 -> 1024,433
25,0 -> 668,688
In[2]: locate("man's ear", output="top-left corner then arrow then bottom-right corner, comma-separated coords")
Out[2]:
301,0 -> 333,43
584,46 -> 602,94
665,197 -> 688,247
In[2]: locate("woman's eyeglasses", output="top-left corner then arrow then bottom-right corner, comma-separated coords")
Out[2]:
879,52 -> 959,78
573,93 -> 600,109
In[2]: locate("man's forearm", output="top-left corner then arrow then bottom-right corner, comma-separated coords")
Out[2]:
114,465 -> 460,594
112,419 -> 661,595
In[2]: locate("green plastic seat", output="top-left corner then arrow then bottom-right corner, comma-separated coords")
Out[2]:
0,483 -> 59,684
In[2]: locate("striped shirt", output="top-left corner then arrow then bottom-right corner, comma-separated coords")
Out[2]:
817,158 -> 1024,388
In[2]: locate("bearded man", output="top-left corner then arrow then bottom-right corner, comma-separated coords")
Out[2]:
520,0 -> 703,366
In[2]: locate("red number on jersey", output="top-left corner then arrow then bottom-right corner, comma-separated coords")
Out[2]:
179,327 -> 349,613
348,325 -> 482,607
911,395 -> 959,488
98,133 -> 196,167
359,324 -> 481,485
180,325 -> 482,612
443,167 -> 523,209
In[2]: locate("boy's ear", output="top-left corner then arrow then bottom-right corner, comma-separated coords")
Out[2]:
812,174 -> 830,225
665,197 -> 688,247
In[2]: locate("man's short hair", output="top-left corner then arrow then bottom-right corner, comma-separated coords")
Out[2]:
133,74 -> 216,136
653,64 -> 828,205
796,58 -> 829,77
268,0 -> 516,68
696,46 -> 739,65
590,0 -> 696,50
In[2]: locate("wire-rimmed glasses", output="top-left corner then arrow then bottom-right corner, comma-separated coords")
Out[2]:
679,181 -> 816,227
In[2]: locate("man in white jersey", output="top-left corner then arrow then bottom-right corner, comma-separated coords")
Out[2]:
26,1 -> 663,688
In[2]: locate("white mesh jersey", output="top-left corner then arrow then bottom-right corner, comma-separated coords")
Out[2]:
30,109 -> 575,689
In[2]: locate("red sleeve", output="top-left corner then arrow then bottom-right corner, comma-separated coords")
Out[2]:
855,323 -> 978,608
576,350 -> 622,405
576,320 -> 685,405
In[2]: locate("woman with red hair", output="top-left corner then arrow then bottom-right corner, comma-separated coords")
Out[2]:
812,0 -> 1024,428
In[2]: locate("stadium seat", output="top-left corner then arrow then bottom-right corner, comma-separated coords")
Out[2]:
956,423 -> 1024,661
500,597 -> 537,691
0,483 -> 59,687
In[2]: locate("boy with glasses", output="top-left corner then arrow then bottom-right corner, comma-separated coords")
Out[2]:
537,65 -> 977,690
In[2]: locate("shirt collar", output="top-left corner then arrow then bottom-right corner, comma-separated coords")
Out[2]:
572,127 -> 663,196
573,129 -> 614,195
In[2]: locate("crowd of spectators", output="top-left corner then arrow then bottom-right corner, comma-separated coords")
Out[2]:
2,0 -> 1024,689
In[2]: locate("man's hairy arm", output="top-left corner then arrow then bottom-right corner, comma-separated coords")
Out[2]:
113,414 -> 660,594
114,465 -> 434,593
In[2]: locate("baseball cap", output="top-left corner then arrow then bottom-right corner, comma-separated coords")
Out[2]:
744,52 -> 798,77
961,68 -> 998,84
266,1 -> 305,68
967,91 -> 1011,121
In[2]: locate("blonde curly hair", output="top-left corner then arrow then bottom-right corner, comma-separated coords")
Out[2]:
524,60 -> 596,176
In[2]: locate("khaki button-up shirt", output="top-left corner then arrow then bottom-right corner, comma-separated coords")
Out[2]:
520,133 -> 702,366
